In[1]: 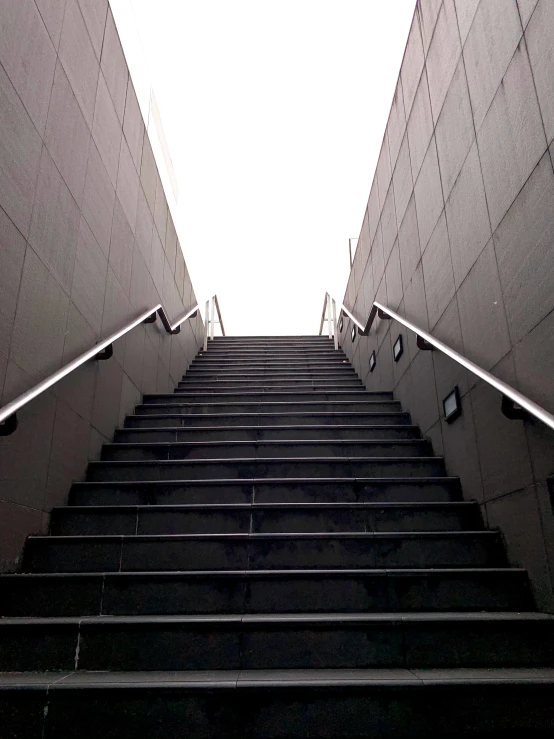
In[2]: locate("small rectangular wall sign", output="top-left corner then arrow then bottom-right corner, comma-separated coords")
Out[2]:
393,334 -> 404,362
443,386 -> 462,423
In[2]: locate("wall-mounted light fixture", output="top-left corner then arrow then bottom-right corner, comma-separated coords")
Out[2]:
443,386 -> 462,423
393,334 -> 404,362
548,476 -> 554,515
339,317 -> 344,333
369,351 -> 376,372
351,326 -> 356,342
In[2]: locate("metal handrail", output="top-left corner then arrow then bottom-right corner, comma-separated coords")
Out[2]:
321,293 -> 554,433
203,294 -> 226,351
320,293 -> 339,350
0,301 -> 200,436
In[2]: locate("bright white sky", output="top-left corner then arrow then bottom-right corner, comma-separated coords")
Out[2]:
112,0 -> 416,335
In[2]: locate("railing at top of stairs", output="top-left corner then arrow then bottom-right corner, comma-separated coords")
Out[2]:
320,292 -> 554,433
0,296 -> 225,437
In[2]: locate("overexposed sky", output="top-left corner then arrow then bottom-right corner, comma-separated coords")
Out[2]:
112,0 -> 416,335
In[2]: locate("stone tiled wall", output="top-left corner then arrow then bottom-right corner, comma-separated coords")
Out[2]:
342,0 -> 554,610
0,0 -> 203,570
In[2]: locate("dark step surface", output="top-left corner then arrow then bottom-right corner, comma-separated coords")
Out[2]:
196,345 -> 344,350
85,457 -> 447,481
189,360 -> 356,368
178,385 -> 367,394
147,391 -> 393,403
23,531 -> 504,573
191,346 -> 347,362
0,569 -> 532,617
124,412 -> 413,428
136,401 -> 402,414
100,440 -> 433,461
1,613 -> 553,672
183,369 -> 361,379
50,502 -> 481,536
2,668 -> 554,739
209,338 -> 334,341
69,478 -> 463,506
114,424 -> 422,443
191,355 -> 351,362
178,378 -> 364,388
185,356 -> 357,368
3,335 -> 546,739
166,391 -> 380,403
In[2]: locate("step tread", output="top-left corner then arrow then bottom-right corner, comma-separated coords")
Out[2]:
31,530 -> 498,542
117,424 -> 419,432
177,385 -> 365,390
126,412 -> 411,420
73,476 -> 460,486
177,389 -> 365,394
102,440 -> 428,448
53,501 -> 478,512
0,567 -> 529,579
140,400 -> 398,404
89,456 -> 444,464
2,612 -> 551,626
2,667 -> 554,689
169,391 -> 376,396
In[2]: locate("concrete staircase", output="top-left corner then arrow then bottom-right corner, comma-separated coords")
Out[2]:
1,336 -> 553,737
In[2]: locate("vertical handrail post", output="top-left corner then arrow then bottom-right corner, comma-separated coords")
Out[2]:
332,298 -> 338,350
203,300 -> 209,351
319,293 -> 328,336
327,292 -> 332,339
210,296 -> 215,341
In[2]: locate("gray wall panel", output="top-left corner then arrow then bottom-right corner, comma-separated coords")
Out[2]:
0,0 -> 203,571
342,0 -> 554,610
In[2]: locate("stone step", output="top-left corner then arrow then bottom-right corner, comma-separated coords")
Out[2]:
206,344 -> 337,350
69,477 -> 462,506
178,364 -> 363,378
0,568 -> 532,617
210,336 -> 334,343
189,363 -> 356,372
189,365 -> 353,374
100,440 -> 433,462
135,401 -> 402,415
4,668 -> 552,738
178,380 -> 364,390
191,358 -> 351,367
195,349 -> 347,357
205,344 -> 338,349
50,502 -> 481,536
114,425 -> 421,443
183,369 -> 360,379
124,412 -> 413,428
23,531 -> 504,573
1,613 -> 553,673
85,457 -> 447,482
152,391 -> 389,403
195,359 -> 351,367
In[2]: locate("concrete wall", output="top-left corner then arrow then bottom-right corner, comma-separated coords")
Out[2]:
0,0 -> 203,571
342,0 -> 554,610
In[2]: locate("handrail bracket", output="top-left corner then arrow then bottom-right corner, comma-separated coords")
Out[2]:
0,413 -> 18,437
501,395 -> 530,422
95,344 -> 113,361
416,335 -> 435,351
